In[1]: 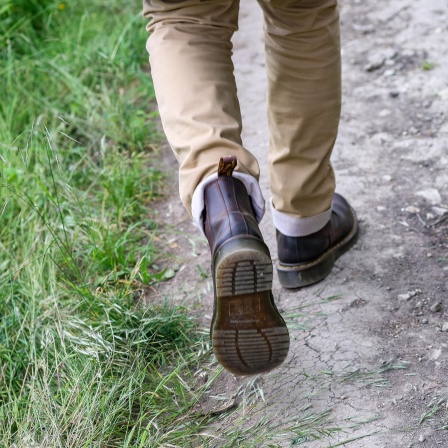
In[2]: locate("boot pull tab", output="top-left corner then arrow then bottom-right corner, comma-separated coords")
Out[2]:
218,155 -> 237,177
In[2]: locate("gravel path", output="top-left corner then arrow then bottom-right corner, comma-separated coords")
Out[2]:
155,0 -> 448,445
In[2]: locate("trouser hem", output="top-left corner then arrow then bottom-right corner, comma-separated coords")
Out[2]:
271,199 -> 331,237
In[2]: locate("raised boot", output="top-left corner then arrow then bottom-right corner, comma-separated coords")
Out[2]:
277,193 -> 359,289
204,156 -> 289,376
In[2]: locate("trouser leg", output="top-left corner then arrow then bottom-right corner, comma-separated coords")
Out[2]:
257,0 -> 341,236
143,0 -> 261,219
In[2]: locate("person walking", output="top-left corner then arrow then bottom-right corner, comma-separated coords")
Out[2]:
143,0 -> 358,376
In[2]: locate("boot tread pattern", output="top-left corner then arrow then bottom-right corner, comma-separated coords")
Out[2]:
216,260 -> 273,298
213,327 -> 289,375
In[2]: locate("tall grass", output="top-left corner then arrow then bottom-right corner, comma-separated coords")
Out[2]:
0,0 -> 155,150
0,1 -> 218,446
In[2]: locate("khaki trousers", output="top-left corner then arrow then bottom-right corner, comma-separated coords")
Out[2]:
143,0 -> 341,229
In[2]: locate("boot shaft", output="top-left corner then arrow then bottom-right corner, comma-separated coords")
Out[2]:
204,176 -> 263,255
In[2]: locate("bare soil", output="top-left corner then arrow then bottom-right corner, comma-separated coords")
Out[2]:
150,0 -> 448,446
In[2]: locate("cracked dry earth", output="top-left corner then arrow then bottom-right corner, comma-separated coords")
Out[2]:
151,0 -> 448,446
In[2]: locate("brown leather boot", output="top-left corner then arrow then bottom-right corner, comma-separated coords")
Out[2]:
204,156 -> 289,376
276,193 -> 359,289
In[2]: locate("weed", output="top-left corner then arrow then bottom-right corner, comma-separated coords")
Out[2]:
421,60 -> 435,71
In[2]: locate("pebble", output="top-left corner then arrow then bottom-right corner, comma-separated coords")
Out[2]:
419,434 -> 426,443
364,49 -> 396,72
352,23 -> 375,34
442,322 -> 448,332
421,318 -> 428,324
431,349 -> 442,361
430,302 -> 442,313
432,206 -> 448,216
389,90 -> 400,98
365,61 -> 383,72
416,188 -> 442,205
398,293 -> 411,301
383,69 -> 395,77
379,109 -> 392,117
405,205 -> 420,213
414,301 -> 423,309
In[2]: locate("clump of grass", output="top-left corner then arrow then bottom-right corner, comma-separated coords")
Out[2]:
0,284 -> 201,446
0,122 -> 211,446
421,60 -> 435,71
418,396 -> 448,430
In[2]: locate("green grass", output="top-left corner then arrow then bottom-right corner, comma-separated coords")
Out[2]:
421,60 -> 436,71
0,1 -> 222,446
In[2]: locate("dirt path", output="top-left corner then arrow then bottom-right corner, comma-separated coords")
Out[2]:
154,0 -> 448,446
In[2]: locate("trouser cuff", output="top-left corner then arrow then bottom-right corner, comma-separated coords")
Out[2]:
191,173 -> 266,236
271,199 -> 331,237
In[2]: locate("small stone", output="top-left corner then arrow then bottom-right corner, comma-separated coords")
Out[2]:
409,291 -> 417,297
421,318 -> 428,324
384,69 -> 395,77
431,349 -> 442,360
398,293 -> 411,302
432,206 -> 448,216
364,49 -> 395,72
376,205 -> 386,211
441,322 -> 448,332
427,253 -> 433,258
379,109 -> 392,117
416,188 -> 442,205
426,213 -> 436,220
405,205 -> 420,213
389,90 -> 400,98
365,60 -> 384,72
419,434 -> 426,443
430,302 -> 442,313
414,301 -> 423,309
382,175 -> 393,182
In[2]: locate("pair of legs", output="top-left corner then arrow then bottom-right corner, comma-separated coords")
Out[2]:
143,0 -> 358,375
143,0 -> 341,236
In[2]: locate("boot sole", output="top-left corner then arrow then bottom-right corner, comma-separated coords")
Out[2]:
211,237 -> 290,376
277,208 -> 359,289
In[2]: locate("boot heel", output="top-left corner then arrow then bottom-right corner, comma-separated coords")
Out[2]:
277,255 -> 335,289
214,237 -> 273,297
